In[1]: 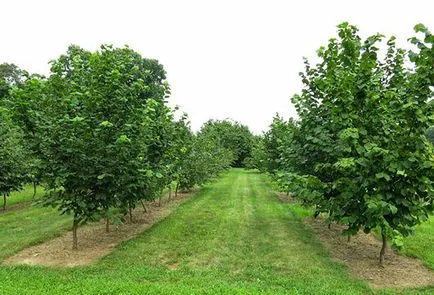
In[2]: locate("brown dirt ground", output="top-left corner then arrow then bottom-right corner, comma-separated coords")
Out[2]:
3,190 -> 198,268
0,200 -> 33,215
305,217 -> 434,289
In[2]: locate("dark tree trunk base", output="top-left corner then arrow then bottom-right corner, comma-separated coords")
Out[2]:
72,217 -> 78,250
379,233 -> 387,266
105,218 -> 110,233
32,181 -> 37,200
141,200 -> 147,213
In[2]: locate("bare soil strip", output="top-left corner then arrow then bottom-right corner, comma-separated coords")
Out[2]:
305,218 -> 434,289
3,190 -> 197,267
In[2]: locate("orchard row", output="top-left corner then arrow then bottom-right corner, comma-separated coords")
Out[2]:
248,23 -> 434,264
0,45 -> 254,248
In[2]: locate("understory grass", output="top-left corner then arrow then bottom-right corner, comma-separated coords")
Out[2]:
401,217 -> 434,270
3,184 -> 45,208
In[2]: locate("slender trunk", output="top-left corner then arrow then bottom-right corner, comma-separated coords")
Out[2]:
347,235 -> 351,242
141,200 -> 147,213
175,182 -> 179,198
379,233 -> 387,266
105,218 -> 110,233
129,206 -> 133,223
3,193 -> 6,210
72,216 -> 78,250
158,195 -> 162,207
168,187 -> 172,202
286,191 -> 289,196
32,181 -> 37,200
328,223 -> 331,230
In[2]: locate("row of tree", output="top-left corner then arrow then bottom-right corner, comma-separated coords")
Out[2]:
0,45 -> 253,249
249,23 -> 434,265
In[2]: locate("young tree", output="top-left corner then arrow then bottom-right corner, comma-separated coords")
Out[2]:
37,45 -> 169,248
199,119 -> 253,167
288,23 -> 434,264
262,115 -> 299,174
244,135 -> 268,171
0,107 -> 27,209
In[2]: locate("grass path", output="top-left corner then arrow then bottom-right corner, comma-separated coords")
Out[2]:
1,169 -> 433,294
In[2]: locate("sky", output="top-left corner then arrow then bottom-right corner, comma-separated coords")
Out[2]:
0,0 -> 433,134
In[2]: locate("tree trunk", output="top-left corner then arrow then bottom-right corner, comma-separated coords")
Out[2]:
105,218 -> 110,233
175,182 -> 179,198
32,181 -> 37,200
129,206 -> 133,223
379,233 -> 387,266
347,235 -> 351,242
3,193 -> 6,210
141,200 -> 147,213
168,187 -> 172,202
72,217 -> 78,250
328,223 -> 331,230
158,195 -> 162,207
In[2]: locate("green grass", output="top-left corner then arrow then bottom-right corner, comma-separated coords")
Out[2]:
0,205 -> 71,260
0,169 -> 433,294
3,184 -> 45,208
401,217 -> 434,270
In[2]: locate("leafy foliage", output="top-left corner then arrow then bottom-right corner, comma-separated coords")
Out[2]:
199,119 -> 253,167
260,23 -> 434,263
0,107 -> 28,208
25,45 -> 171,247
0,45 -> 233,248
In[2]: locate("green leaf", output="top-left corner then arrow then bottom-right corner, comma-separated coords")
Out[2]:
99,121 -> 113,127
375,172 -> 391,181
414,23 -> 428,33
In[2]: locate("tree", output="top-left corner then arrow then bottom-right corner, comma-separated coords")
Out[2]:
0,107 -> 28,209
0,63 -> 26,99
262,115 -> 299,174
287,23 -> 434,264
199,119 -> 253,167
244,135 -> 267,171
9,77 -> 47,199
36,45 -> 169,248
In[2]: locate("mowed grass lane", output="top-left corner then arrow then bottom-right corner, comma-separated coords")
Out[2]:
0,169 -> 432,294
402,217 -> 434,270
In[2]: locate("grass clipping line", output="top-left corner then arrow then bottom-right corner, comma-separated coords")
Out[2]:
3,190 -> 197,267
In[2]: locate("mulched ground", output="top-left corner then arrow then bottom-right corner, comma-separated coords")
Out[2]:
3,190 -> 197,267
305,217 -> 434,289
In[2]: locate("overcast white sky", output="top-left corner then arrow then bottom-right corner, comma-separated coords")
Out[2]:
1,0 -> 433,133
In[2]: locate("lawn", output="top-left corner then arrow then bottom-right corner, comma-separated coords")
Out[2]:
3,184 -> 45,208
0,169 -> 433,294
401,217 -> 434,270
